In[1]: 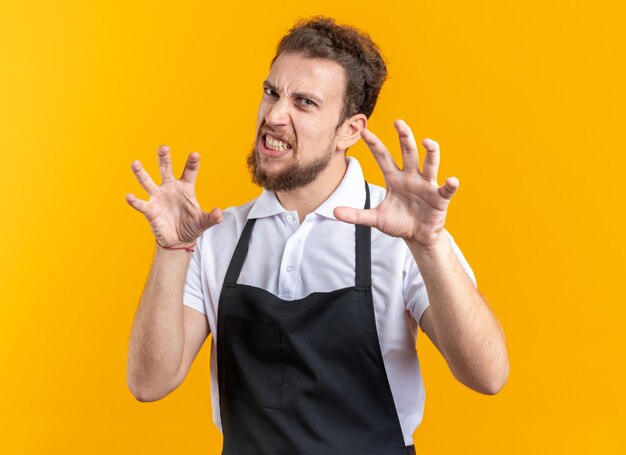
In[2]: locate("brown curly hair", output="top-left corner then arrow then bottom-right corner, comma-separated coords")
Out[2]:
272,16 -> 388,127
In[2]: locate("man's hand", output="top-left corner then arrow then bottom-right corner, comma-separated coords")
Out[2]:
335,120 -> 509,393
334,120 -> 458,248
126,145 -> 223,247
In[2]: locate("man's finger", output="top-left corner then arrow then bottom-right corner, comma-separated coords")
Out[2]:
421,138 -> 440,182
198,207 -> 224,231
394,120 -> 420,173
181,152 -> 201,184
333,206 -> 379,228
361,129 -> 399,176
438,176 -> 459,200
158,145 -> 175,183
131,160 -> 158,194
126,193 -> 149,214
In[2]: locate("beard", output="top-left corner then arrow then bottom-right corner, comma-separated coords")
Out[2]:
247,144 -> 334,192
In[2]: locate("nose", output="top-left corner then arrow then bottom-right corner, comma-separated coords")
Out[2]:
264,98 -> 290,127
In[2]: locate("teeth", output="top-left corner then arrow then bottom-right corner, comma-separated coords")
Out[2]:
265,135 -> 291,151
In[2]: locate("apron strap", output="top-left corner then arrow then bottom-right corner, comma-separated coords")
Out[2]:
224,180 -> 371,289
223,217 -> 257,286
355,180 -> 371,290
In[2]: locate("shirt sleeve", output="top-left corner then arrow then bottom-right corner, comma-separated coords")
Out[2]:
403,231 -> 477,324
183,237 -> 207,315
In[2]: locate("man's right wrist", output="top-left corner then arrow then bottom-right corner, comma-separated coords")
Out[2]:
155,239 -> 197,252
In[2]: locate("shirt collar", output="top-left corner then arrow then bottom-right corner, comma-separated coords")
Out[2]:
314,156 -> 366,220
247,188 -> 285,219
247,156 -> 366,220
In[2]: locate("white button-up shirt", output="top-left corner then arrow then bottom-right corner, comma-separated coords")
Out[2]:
184,157 -> 476,445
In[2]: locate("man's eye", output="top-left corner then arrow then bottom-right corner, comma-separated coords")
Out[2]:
264,87 -> 277,97
299,98 -> 315,107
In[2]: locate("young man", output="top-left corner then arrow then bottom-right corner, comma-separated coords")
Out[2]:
126,17 -> 509,454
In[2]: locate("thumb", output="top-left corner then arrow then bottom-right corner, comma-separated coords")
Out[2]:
199,207 -> 224,231
438,176 -> 459,200
334,206 -> 379,227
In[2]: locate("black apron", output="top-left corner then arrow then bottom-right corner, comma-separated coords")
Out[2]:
216,182 -> 416,455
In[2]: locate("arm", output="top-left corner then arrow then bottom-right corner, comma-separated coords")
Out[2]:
127,247 -> 209,402
125,146 -> 222,401
412,234 -> 508,394
334,120 -> 509,394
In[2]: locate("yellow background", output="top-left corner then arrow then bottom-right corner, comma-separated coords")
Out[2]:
1,0 -> 624,453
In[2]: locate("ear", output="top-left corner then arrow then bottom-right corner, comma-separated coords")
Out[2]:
335,114 -> 367,152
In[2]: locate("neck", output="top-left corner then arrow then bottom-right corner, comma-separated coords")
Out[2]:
276,156 -> 348,223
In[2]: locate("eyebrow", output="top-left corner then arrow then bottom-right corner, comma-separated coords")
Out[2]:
263,80 -> 323,105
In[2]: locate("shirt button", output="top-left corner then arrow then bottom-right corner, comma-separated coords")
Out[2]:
286,266 -> 293,272
286,215 -> 294,222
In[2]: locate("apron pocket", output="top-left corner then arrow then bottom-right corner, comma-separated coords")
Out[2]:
224,315 -> 284,409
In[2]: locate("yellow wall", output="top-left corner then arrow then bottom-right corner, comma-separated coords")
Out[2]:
1,1 -> 624,453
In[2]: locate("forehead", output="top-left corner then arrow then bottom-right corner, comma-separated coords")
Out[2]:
267,52 -> 346,103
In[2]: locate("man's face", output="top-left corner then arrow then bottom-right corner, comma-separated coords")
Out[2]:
247,52 -> 347,192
